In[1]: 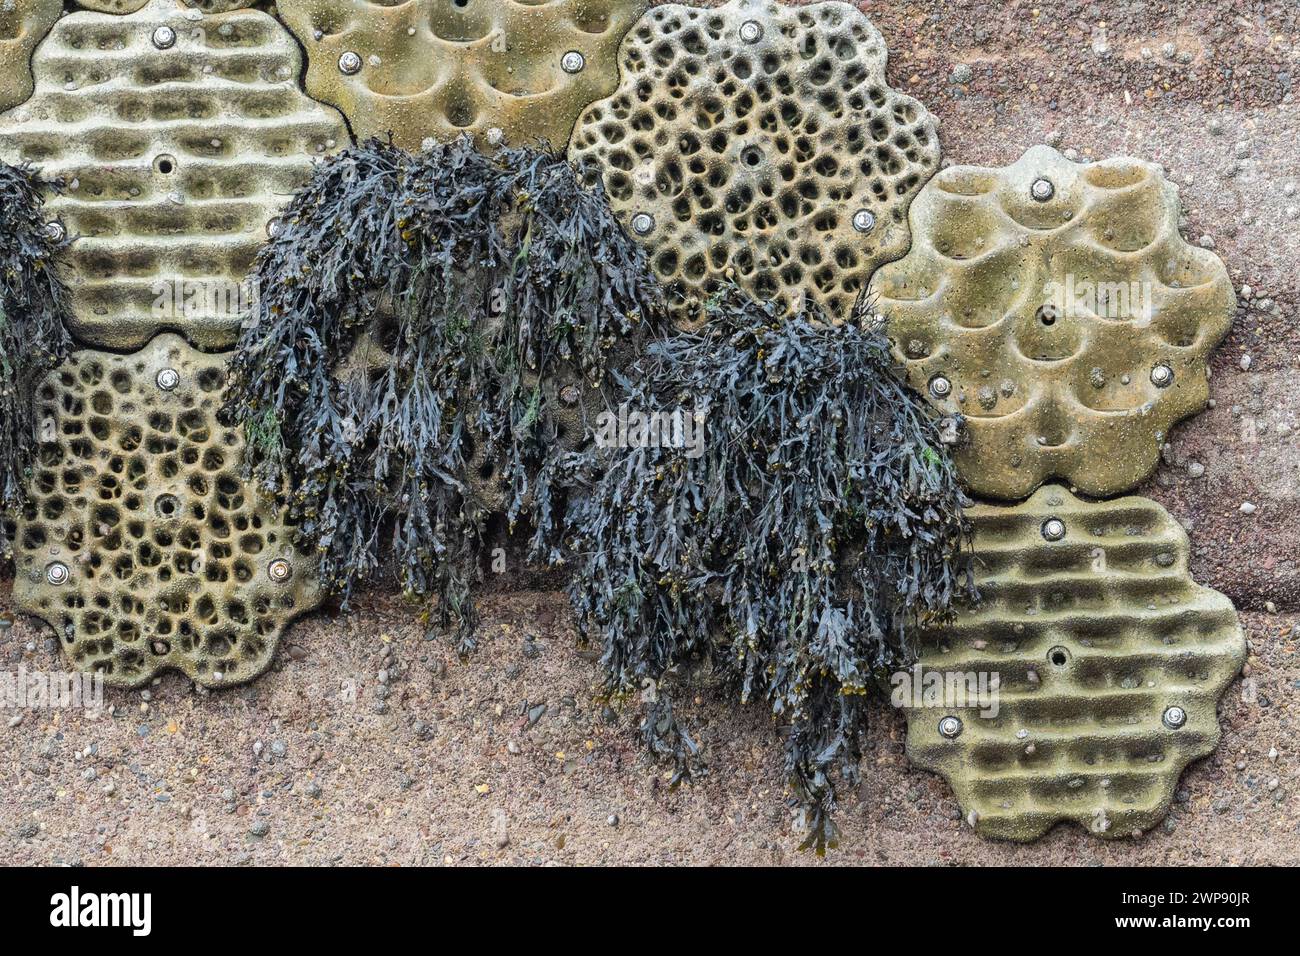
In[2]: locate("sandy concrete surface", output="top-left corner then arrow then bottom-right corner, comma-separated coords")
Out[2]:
2,0 -> 1298,865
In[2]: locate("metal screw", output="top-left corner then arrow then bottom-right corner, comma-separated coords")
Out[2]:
1030,177 -> 1055,201
631,212 -> 655,236
560,50 -> 585,74
45,562 -> 70,586
43,221 -> 65,243
1163,705 -> 1187,729
1150,363 -> 1174,388
1041,517 -> 1066,541
739,20 -> 764,43
851,208 -> 876,234
268,559 -> 293,583
155,368 -> 180,391
928,375 -> 952,399
338,51 -> 362,75
152,26 -> 176,50
938,716 -> 963,739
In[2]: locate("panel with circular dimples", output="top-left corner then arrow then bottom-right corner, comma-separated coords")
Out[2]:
871,145 -> 1236,501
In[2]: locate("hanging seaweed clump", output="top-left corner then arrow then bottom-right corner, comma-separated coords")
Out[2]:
221,137 -> 662,649
0,161 -> 72,552
562,288 -> 972,853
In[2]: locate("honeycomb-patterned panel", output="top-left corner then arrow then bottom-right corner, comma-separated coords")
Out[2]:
0,0 -> 349,351
0,0 -> 60,112
568,0 -> 940,326
10,334 -> 323,689
871,145 -> 1236,501
277,0 -> 647,151
905,485 -> 1245,842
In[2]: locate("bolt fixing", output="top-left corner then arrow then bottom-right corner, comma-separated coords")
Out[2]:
338,51 -> 362,75
852,208 -> 876,234
739,20 -> 764,43
155,368 -> 180,391
1150,363 -> 1174,388
268,559 -> 293,583
561,50 -> 586,74
45,562 -> 70,586
1163,705 -> 1187,729
928,375 -> 952,399
152,26 -> 176,50
1041,517 -> 1066,541
1031,177 -> 1055,201
939,716 -> 963,739
631,212 -> 655,235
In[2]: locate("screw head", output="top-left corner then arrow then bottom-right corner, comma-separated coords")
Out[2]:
851,208 -> 876,234
1030,177 -> 1055,201
1041,517 -> 1067,541
630,212 -> 655,236
45,562 -> 70,586
739,19 -> 764,43
1150,363 -> 1174,388
928,375 -> 952,400
155,368 -> 180,391
268,559 -> 293,583
1163,705 -> 1187,729
43,221 -> 66,243
560,50 -> 586,74
338,51 -> 362,75
152,26 -> 176,50
938,716 -> 963,739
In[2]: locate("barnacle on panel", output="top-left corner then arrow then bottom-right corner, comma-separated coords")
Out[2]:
904,485 -> 1245,841
10,335 -> 323,689
569,0 -> 940,327
0,0 -> 61,112
276,0 -> 647,152
871,145 -> 1236,501
0,0 -> 349,351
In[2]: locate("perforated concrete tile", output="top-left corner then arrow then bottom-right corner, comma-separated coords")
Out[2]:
0,0 -> 61,112
0,0 -> 349,351
568,0 -> 940,326
871,145 -> 1236,501
277,0 -> 647,151
904,485 -> 1245,842
10,334 -> 323,689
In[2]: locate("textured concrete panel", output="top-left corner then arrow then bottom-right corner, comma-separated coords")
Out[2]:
569,0 -> 940,326
10,334 -> 323,688
277,0 -> 647,151
905,485 -> 1245,841
872,145 -> 1236,501
0,0 -> 61,112
0,0 -> 348,350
